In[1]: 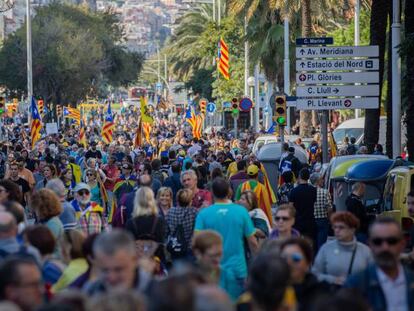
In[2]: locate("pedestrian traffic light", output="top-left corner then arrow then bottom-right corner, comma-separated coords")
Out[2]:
274,95 -> 287,126
0,96 -> 5,115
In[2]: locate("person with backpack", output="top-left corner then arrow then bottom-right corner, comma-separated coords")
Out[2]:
279,147 -> 302,179
166,188 -> 198,260
113,162 -> 137,202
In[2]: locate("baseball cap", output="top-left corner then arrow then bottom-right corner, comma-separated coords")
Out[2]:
247,164 -> 259,176
74,183 -> 91,193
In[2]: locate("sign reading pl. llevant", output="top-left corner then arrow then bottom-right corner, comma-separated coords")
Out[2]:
296,97 -> 379,110
295,46 -> 379,58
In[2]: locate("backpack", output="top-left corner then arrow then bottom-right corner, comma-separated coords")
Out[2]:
166,211 -> 189,258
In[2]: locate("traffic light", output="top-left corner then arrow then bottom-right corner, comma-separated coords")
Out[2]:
231,97 -> 239,118
231,97 -> 239,110
0,96 -> 5,115
274,95 -> 287,126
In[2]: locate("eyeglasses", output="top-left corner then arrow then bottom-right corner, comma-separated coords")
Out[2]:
77,190 -> 90,196
275,216 -> 291,222
371,236 -> 401,246
332,225 -> 349,231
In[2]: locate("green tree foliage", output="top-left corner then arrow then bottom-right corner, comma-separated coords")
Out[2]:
0,3 -> 143,105
329,9 -> 371,46
163,3 -> 245,102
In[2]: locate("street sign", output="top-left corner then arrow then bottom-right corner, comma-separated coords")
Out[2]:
296,45 -> 379,58
223,101 -> 231,110
296,37 -> 334,45
296,59 -> 379,71
296,97 -> 379,110
296,72 -> 379,84
297,85 -> 379,97
206,102 -> 216,113
286,96 -> 297,107
239,97 -> 253,112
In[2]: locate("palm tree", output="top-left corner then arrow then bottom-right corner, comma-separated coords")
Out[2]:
363,0 -> 389,153
403,0 -> 414,161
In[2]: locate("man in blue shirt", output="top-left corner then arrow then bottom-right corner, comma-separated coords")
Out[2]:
194,177 -> 258,300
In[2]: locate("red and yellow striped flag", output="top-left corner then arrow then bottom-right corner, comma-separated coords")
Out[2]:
79,118 -> 87,148
143,122 -> 151,143
218,37 -> 229,80
101,102 -> 115,145
134,118 -> 143,148
192,115 -> 203,139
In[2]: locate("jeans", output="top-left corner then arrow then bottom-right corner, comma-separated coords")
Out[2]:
315,218 -> 329,251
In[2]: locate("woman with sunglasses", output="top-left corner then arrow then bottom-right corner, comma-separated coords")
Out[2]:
270,204 -> 300,240
280,237 -> 328,311
312,211 -> 373,287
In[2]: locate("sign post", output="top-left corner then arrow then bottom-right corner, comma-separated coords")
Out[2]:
295,39 -> 380,163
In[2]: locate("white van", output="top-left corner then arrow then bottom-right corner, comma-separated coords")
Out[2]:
333,117 -> 387,150
333,116 -> 406,152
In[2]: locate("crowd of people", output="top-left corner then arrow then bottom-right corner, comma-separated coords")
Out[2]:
0,107 -> 413,311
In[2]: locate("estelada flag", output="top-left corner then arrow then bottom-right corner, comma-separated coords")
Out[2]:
30,97 -> 42,149
218,37 -> 230,80
101,102 -> 115,144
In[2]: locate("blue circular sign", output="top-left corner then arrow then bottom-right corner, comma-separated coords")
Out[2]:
239,97 -> 253,112
206,102 -> 216,113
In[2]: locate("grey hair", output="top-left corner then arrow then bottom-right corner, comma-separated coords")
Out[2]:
309,173 -> 321,186
93,229 -> 136,256
46,178 -> 66,198
180,169 -> 197,183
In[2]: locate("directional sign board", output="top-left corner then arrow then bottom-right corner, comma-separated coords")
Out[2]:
296,46 -> 379,58
297,85 -> 380,97
296,97 -> 379,110
296,37 -> 333,45
296,59 -> 379,71
296,72 -> 379,84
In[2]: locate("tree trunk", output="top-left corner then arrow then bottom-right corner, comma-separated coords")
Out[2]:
405,0 -> 414,161
386,11 -> 393,158
299,0 -> 313,137
364,0 -> 389,153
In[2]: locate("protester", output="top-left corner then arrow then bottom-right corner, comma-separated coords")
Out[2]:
345,217 -> 414,311
346,182 -> 370,243
238,190 -> 271,239
0,179 -> 23,204
192,230 -> 223,285
166,188 -> 198,259
85,230 -> 151,295
270,204 -> 300,241
195,177 -> 258,300
280,237 -> 328,311
289,168 -> 317,244
156,186 -> 173,219
181,169 -> 212,209
277,171 -> 295,205
312,212 -> 372,286
0,257 -> 43,311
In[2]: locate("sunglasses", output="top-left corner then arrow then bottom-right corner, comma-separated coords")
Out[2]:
86,173 -> 95,177
284,252 -> 304,263
275,216 -> 291,222
77,190 -> 90,196
371,236 -> 401,246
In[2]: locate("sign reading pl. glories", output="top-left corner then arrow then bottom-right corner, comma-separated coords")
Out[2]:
296,97 -> 379,110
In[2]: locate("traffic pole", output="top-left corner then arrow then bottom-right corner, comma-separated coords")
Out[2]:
26,0 -> 33,122
392,0 -> 401,159
284,16 -> 290,132
233,116 -> 238,139
322,110 -> 329,163
354,0 -> 361,118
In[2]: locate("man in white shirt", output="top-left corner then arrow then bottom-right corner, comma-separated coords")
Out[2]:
345,217 -> 414,311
